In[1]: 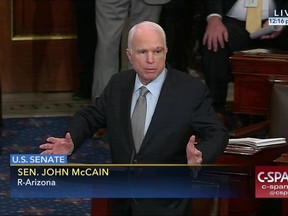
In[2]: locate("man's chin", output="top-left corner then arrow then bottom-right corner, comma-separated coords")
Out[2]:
144,74 -> 158,81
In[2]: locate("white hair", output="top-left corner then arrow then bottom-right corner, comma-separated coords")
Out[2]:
127,21 -> 167,50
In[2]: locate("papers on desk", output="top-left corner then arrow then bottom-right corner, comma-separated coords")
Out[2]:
228,137 -> 286,147
226,138 -> 287,155
237,48 -> 288,59
240,48 -> 270,54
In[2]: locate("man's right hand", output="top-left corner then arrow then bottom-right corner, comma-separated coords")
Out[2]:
39,132 -> 74,155
203,16 -> 229,52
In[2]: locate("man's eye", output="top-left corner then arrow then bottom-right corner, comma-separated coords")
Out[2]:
154,50 -> 163,55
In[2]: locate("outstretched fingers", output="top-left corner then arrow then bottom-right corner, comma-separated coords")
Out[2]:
39,133 -> 73,155
39,142 -> 55,154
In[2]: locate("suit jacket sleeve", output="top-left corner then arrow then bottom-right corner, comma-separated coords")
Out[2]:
65,77 -> 112,150
190,83 -> 229,163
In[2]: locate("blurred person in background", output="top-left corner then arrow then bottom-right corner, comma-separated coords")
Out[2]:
72,0 -> 97,100
202,0 -> 288,115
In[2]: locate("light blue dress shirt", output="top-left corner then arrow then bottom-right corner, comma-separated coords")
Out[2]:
130,68 -> 167,135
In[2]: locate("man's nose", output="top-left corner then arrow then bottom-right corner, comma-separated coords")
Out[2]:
146,52 -> 155,63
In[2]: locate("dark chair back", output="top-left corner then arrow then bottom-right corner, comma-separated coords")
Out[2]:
269,78 -> 288,140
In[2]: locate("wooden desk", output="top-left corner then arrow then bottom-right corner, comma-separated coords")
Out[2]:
231,49 -> 288,116
214,144 -> 288,216
273,153 -> 288,165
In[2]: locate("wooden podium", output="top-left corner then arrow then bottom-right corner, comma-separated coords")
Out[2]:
231,49 -> 288,116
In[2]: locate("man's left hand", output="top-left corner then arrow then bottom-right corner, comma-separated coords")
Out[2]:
186,135 -> 202,164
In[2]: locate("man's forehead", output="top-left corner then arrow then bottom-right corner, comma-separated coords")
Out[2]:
136,46 -> 164,50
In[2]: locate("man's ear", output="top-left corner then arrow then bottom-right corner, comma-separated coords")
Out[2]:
126,48 -> 132,61
164,48 -> 168,60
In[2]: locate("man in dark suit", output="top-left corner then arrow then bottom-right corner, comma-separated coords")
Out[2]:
40,21 -> 228,215
202,0 -> 288,114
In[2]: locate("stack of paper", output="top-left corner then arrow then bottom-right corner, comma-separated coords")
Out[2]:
228,137 -> 286,147
225,137 -> 287,155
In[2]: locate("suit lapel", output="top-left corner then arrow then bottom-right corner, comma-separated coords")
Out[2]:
121,69 -> 178,152
141,69 -> 178,150
119,72 -> 136,151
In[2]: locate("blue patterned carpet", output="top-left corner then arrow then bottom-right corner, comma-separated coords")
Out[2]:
0,117 -> 111,216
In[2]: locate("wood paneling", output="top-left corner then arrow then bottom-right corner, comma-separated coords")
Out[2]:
12,0 -> 76,37
231,50 -> 288,116
0,0 -> 80,93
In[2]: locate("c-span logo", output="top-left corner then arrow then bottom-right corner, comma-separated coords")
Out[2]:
255,166 -> 288,198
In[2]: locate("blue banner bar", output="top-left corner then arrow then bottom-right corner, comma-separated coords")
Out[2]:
10,154 -> 67,164
10,165 -> 243,198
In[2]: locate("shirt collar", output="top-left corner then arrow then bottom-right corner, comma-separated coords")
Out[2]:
134,68 -> 167,97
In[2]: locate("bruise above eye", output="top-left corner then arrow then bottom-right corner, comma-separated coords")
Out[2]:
155,50 -> 163,54
154,47 -> 164,54
156,47 -> 164,51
